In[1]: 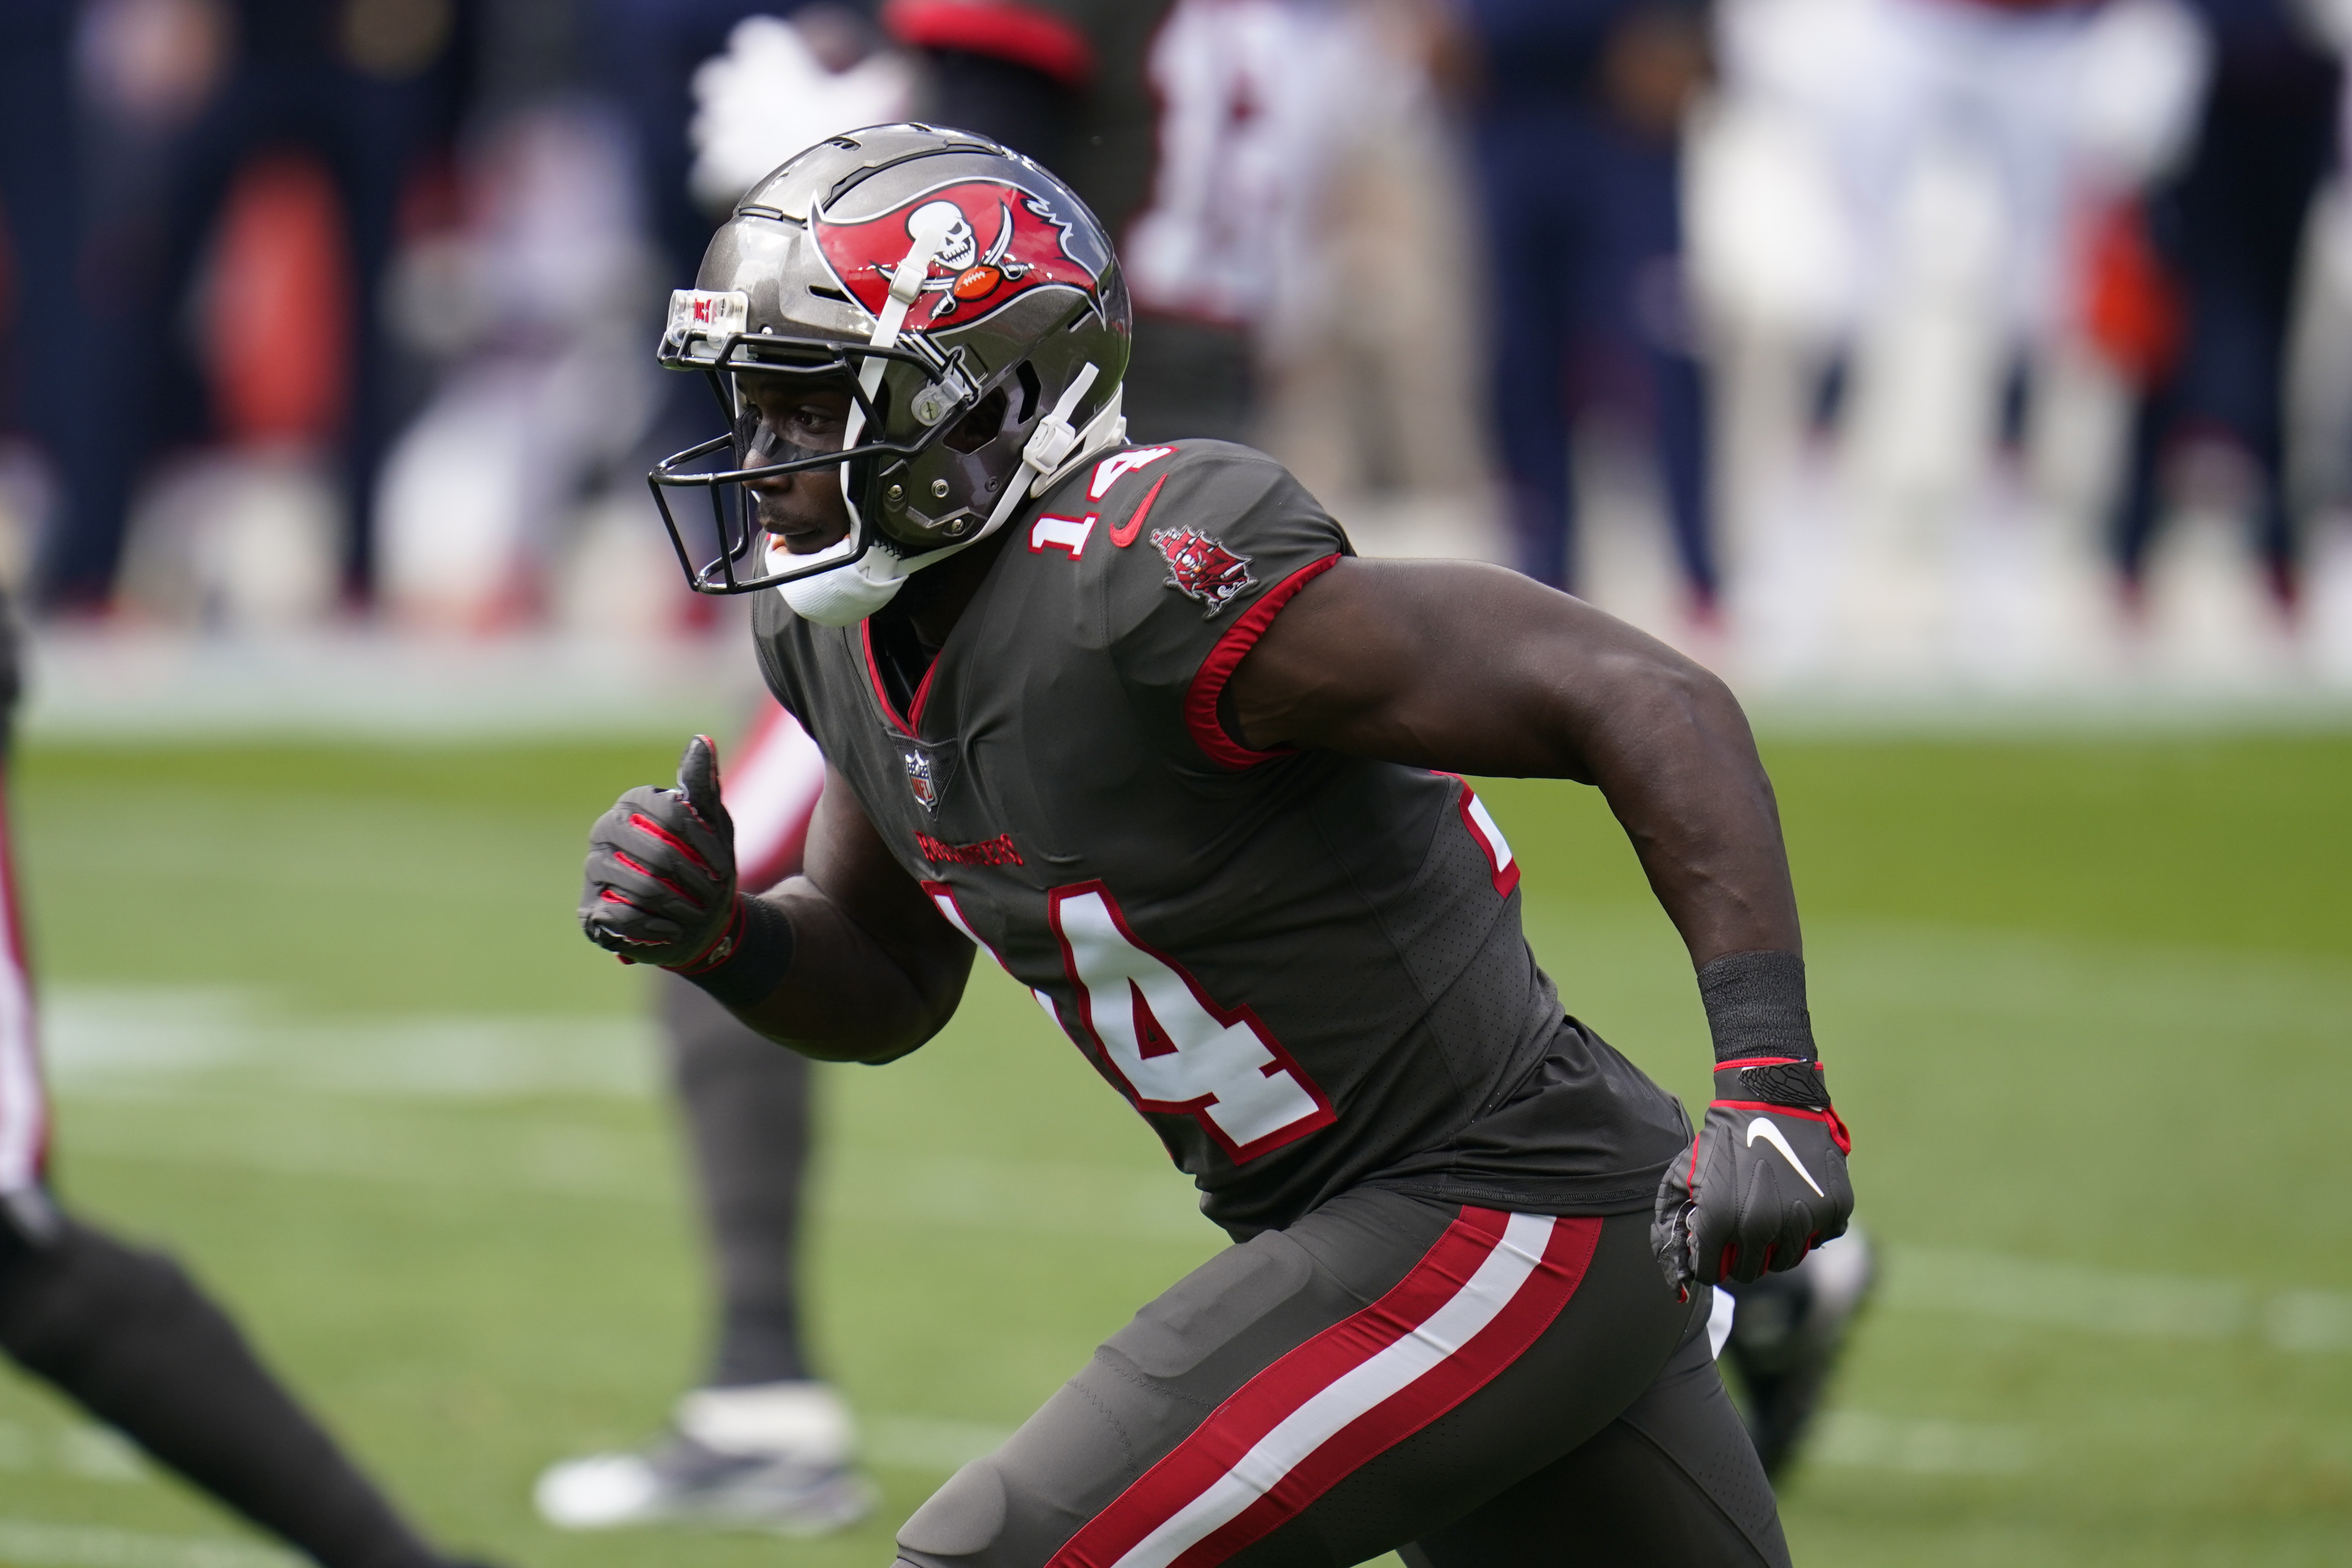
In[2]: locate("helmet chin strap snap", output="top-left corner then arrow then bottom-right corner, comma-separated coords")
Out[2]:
780,359 -> 1124,627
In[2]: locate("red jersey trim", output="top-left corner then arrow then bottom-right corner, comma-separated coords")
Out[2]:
921,879 -> 984,945
880,0 -> 1096,88
859,618 -> 942,736
1182,553 -> 1342,771
1444,777 -> 1520,899
0,772 -> 50,1192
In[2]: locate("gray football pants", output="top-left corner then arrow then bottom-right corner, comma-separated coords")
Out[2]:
894,1190 -> 1790,1568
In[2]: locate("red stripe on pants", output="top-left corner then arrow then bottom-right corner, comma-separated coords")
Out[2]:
1049,1209 -> 1601,1568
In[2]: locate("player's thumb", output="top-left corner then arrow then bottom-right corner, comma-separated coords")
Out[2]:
676,735 -> 726,827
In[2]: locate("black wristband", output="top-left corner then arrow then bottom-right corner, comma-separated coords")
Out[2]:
668,894 -> 796,1010
1697,949 -> 1815,1064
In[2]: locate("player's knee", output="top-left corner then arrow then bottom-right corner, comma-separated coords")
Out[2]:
895,1455 -> 1008,1564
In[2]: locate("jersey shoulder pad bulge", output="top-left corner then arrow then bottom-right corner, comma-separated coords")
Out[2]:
1073,441 -> 1349,732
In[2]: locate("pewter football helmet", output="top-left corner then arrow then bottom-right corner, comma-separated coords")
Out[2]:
648,124 -> 1131,622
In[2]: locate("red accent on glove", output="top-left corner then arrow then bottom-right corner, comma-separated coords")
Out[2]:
627,812 -> 720,877
665,895 -> 748,978
1710,1100 -> 1853,1156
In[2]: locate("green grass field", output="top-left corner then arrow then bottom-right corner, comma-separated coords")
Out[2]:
1,730 -> 2347,1568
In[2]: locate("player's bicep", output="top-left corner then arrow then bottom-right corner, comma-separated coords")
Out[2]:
1225,558 -> 1696,780
795,765 -> 975,1008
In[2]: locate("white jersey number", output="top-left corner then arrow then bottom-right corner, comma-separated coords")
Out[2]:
1048,882 -> 1334,1162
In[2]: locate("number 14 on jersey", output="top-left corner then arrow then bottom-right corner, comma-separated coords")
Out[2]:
1048,882 -> 1335,1163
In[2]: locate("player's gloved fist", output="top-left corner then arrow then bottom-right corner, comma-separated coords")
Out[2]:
1653,951 -> 1855,1297
579,735 -> 743,971
1653,1057 -> 1853,1294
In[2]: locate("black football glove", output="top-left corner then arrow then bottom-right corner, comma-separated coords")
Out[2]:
579,735 -> 743,970
1653,953 -> 1855,1296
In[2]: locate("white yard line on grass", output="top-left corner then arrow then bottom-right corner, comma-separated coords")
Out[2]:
0,1522 -> 295,1568
21,629 -> 748,744
1806,1411 -> 2034,1474
0,1422 -> 146,1483
42,989 -> 658,1101
1888,1248 -> 2352,1353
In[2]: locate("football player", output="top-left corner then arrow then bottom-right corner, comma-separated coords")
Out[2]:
582,126 -> 1854,1566
0,603 -> 480,1568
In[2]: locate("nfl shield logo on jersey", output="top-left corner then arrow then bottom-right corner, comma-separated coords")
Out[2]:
904,750 -> 940,813
1152,527 -> 1254,618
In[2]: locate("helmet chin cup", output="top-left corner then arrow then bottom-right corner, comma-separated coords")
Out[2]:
769,526 -> 908,626
778,553 -> 908,626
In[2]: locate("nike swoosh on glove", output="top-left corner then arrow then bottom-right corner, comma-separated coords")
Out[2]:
579,735 -> 744,972
1654,1056 -> 1854,1295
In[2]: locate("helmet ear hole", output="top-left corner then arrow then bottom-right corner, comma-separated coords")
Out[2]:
944,388 -> 1009,454
1014,361 -> 1041,424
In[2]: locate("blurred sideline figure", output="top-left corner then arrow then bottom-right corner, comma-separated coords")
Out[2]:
1695,0 -> 2214,673
1447,0 -> 1721,612
534,700 -> 869,1531
887,0 -> 1492,542
0,593 -> 485,1568
371,103 -> 673,631
42,0 -> 470,614
880,0 -> 1207,440
0,3 -> 79,595
2112,0 -> 2342,612
1241,1 -> 1498,560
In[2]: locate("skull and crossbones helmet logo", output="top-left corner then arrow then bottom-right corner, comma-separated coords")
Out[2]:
897,198 -> 1035,320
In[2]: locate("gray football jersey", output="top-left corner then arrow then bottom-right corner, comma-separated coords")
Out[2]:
752,441 -> 1687,1236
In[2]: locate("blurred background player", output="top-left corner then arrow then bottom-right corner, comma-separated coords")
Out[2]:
533,698 -> 865,1531
41,0 -> 472,614
2111,0 -> 2342,614
1446,0 -> 1722,613
0,585 -> 485,1568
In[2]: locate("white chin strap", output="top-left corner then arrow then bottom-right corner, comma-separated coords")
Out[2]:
778,361 -> 1125,627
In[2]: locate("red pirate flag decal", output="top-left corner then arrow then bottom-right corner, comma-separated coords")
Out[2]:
1152,526 -> 1255,618
814,180 -> 1101,328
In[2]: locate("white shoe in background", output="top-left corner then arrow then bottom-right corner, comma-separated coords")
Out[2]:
533,1380 -> 875,1534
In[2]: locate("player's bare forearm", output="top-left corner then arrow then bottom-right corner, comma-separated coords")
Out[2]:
727,771 -> 974,1062
1227,558 -> 1800,969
